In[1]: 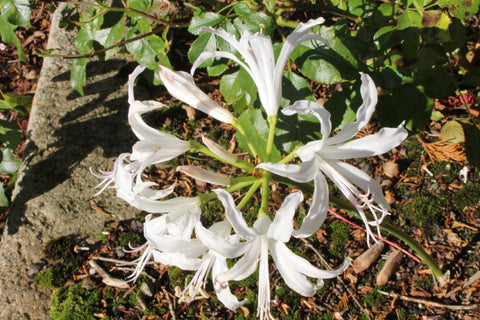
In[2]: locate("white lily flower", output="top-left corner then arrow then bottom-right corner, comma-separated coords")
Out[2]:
123,201 -> 204,282
201,189 -> 349,320
180,220 -> 247,310
158,66 -> 235,124
192,17 -> 328,117
257,73 -> 408,244
177,165 -> 231,186
128,65 -> 190,165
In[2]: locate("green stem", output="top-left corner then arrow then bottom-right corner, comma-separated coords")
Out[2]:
279,146 -> 299,164
232,118 -> 261,162
259,115 -> 278,216
197,178 -> 257,204
237,179 -> 263,210
189,140 -> 255,173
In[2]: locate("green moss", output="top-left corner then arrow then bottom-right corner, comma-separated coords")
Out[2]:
452,182 -> 480,211
35,269 -> 56,289
362,286 -> 384,307
327,222 -> 350,256
49,285 -> 102,320
430,161 -> 458,184
200,199 -> 225,228
415,275 -> 432,289
98,227 -> 113,244
400,189 -> 446,234
169,266 -> 187,290
43,236 -> 77,261
119,231 -> 143,248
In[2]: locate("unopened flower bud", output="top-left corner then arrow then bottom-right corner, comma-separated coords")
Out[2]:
178,166 -> 230,186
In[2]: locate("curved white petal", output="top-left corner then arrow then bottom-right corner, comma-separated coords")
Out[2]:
267,191 -> 303,242
293,173 -> 329,238
284,100 -> 332,145
158,66 -> 234,123
321,125 -> 408,159
216,238 -> 260,282
195,222 -> 248,258
256,156 -> 317,183
270,241 -> 318,296
329,161 -> 390,210
152,250 -> 202,270
211,253 -> 248,310
128,65 -> 146,105
128,100 -> 167,141
214,189 -> 257,240
326,73 -> 377,144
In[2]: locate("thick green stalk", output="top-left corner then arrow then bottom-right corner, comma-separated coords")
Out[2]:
232,118 -> 261,162
259,115 -> 278,216
189,140 -> 255,173
237,179 -> 263,210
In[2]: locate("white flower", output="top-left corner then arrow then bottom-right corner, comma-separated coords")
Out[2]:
123,201 -> 204,282
182,220 -> 247,310
128,65 -> 190,165
158,65 -> 235,124
192,17 -> 328,117
257,73 -> 408,243
199,189 -> 349,320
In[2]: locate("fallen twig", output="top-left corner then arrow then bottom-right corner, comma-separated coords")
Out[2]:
378,290 -> 480,311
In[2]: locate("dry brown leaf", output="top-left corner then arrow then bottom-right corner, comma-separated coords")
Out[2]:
383,161 -> 399,178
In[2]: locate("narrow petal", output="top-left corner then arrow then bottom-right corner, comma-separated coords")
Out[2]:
293,173 -> 329,238
321,125 -> 408,159
216,238 -> 260,282
152,250 -> 202,270
270,241 -> 317,296
284,100 -> 332,144
211,253 -> 248,310
257,157 -> 317,183
214,189 -> 257,240
158,66 -> 234,123
195,222 -> 248,258
326,73 -> 377,144
128,100 -> 167,141
128,65 -> 146,105
267,191 -> 303,242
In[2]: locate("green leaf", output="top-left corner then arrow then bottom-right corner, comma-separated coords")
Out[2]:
291,26 -> 358,84
0,16 -> 26,62
70,58 -> 88,96
233,3 -> 274,35
188,32 -> 217,65
2,0 -> 31,27
377,84 -> 433,132
461,67 -> 480,87
0,100 -> 15,112
438,0 -> 480,20
125,30 -> 158,69
189,12 -> 224,35
0,119 -> 21,150
104,22 -> 125,59
0,184 -> 8,207
219,67 -> 258,114
127,0 -> 150,11
413,65 -> 455,99
236,109 -> 281,162
0,148 -> 21,174
463,123 -> 480,169
3,92 -> 32,114
441,120 -> 465,143
397,10 -> 422,30
281,72 -> 315,108
420,11 -> 452,43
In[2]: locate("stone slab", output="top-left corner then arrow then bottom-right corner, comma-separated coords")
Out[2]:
0,5 -> 140,319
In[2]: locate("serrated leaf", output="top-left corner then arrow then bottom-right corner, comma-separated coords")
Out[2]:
189,12 -> 224,35
0,119 -> 21,150
2,0 -> 31,27
126,30 -> 158,69
0,148 -> 21,174
441,120 -> 465,144
70,58 -> 88,95
0,16 -> 26,62
236,109 -> 281,162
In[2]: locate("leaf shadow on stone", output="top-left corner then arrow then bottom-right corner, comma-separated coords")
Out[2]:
6,60 -> 149,235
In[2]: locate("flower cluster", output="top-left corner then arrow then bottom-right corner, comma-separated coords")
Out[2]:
94,17 -> 407,319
